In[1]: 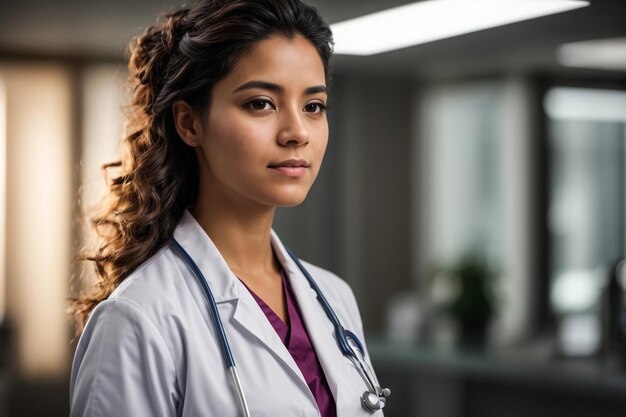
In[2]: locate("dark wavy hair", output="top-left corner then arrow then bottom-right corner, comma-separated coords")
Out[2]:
70,0 -> 334,335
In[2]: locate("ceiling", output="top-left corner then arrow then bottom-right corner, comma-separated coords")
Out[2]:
0,0 -> 624,80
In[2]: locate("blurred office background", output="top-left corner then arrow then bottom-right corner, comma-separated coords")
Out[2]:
0,0 -> 625,416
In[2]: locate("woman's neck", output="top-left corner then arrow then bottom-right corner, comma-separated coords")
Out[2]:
191,194 -> 280,281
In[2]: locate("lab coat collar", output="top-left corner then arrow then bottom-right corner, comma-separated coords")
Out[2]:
270,231 -> 352,413
269,230 -> 336,338
171,209 -> 240,303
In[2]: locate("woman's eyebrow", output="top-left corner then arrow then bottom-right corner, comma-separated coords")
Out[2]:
304,85 -> 327,95
233,80 -> 327,95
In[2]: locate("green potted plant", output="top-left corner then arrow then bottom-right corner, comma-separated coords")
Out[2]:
430,252 -> 499,348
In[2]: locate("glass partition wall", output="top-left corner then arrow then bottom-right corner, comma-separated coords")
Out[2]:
545,87 -> 626,358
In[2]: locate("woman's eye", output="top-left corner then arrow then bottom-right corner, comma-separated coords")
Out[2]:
245,99 -> 274,111
304,102 -> 328,113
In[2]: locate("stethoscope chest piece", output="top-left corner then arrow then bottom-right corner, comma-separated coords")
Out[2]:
361,386 -> 391,412
361,391 -> 380,411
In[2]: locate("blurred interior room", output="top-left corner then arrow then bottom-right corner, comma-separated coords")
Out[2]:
1,0 -> 625,416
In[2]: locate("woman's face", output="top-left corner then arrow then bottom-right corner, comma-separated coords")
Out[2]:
195,34 -> 328,209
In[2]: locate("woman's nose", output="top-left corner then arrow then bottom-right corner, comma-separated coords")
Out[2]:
277,108 -> 309,147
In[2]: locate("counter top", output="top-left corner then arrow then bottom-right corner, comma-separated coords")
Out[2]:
367,337 -> 626,397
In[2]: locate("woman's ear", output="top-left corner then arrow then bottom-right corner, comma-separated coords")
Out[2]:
172,100 -> 202,147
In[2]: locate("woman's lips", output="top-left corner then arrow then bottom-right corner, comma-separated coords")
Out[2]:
268,158 -> 309,177
270,166 -> 308,177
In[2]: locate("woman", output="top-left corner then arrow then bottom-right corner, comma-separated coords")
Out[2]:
69,1 -> 387,416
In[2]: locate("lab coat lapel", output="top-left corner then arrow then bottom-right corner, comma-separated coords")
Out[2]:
271,231 -> 353,413
172,211 -> 309,392
231,287 -> 309,390
172,210 -> 238,303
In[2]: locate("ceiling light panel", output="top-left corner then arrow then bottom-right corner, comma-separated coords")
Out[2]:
557,37 -> 626,71
331,0 -> 589,56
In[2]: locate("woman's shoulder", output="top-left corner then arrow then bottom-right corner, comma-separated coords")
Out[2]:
76,241 -> 191,366
296,260 -> 364,329
70,244 -> 182,416
108,242 -> 188,305
84,242 -> 191,340
298,260 -> 354,300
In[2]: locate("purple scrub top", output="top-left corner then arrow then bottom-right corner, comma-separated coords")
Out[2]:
240,269 -> 337,417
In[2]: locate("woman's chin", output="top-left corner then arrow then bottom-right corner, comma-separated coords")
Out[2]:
268,189 -> 311,208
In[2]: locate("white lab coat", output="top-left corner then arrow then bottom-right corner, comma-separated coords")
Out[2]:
70,210 -> 384,417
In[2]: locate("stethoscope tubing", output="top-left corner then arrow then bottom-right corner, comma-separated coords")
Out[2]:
229,366 -> 251,417
169,237 -> 236,369
283,246 -> 380,393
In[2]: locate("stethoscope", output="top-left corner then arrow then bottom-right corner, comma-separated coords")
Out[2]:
170,237 -> 390,416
